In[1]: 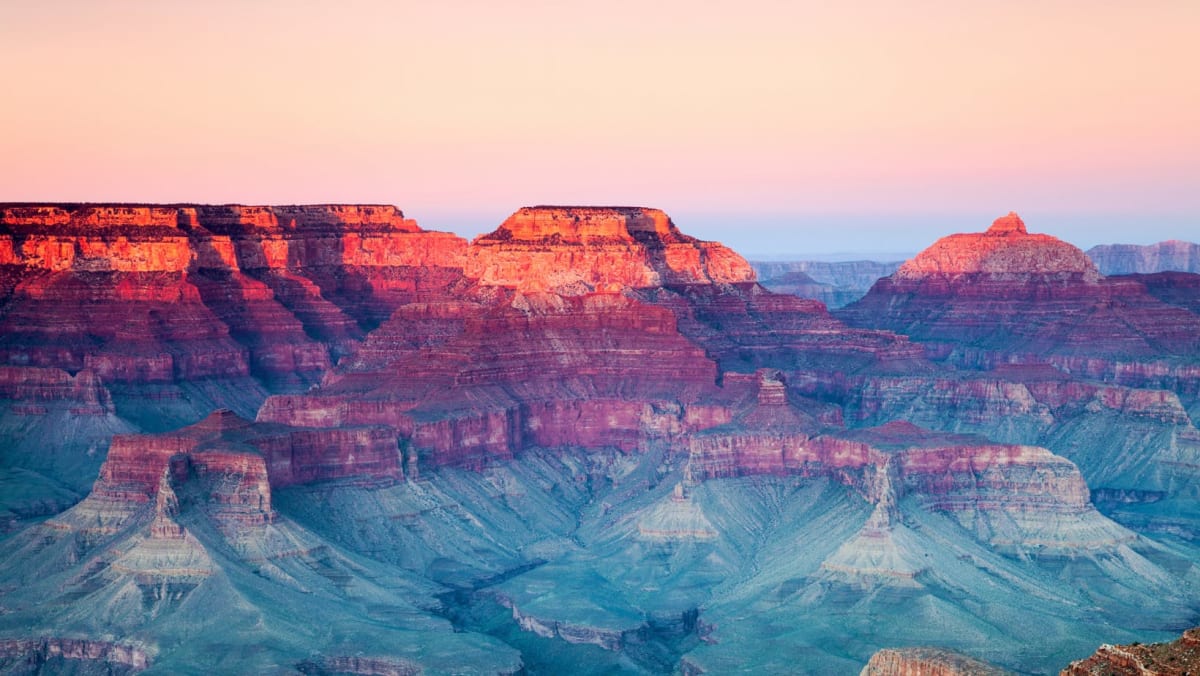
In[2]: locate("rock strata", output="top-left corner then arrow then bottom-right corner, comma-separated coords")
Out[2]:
839,214 -> 1200,386
1062,627 -> 1200,675
860,647 -> 1009,675
0,637 -> 150,674
466,206 -> 755,293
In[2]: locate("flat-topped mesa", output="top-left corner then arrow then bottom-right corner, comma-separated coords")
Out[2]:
191,204 -> 419,233
0,203 -> 460,273
479,206 -> 683,245
467,206 -> 755,293
894,212 -> 1101,281
0,203 -> 419,233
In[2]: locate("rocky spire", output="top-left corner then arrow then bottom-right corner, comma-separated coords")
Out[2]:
150,468 -> 185,539
986,211 -> 1027,235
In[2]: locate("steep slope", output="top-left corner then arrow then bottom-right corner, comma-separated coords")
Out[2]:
1063,627 -> 1200,675
466,206 -> 755,293
833,215 -> 1200,540
260,206 -> 921,473
0,410 -> 519,673
0,203 -> 473,522
0,204 -> 471,412
1125,271 -> 1200,317
3,203 -> 1200,674
839,214 -> 1200,369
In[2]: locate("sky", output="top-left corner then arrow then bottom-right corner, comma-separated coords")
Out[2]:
1,0 -> 1196,257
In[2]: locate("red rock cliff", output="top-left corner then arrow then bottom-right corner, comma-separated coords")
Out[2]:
466,206 -> 755,293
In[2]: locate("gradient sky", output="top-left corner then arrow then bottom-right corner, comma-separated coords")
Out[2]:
2,1 -> 1196,257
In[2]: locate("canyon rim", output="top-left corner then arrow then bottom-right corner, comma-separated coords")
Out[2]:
0,204 -> 1197,674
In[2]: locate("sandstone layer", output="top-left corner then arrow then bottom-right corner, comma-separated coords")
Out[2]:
466,206 -> 755,293
860,647 -> 1009,676
838,214 -> 1200,392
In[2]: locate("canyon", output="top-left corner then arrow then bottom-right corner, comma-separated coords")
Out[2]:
0,204 -> 1198,674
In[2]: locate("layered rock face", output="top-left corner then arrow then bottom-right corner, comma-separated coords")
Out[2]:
690,419 -> 1123,555
0,203 -> 470,392
1088,240 -> 1200,275
260,206 -> 917,471
638,281 -> 925,376
0,366 -> 113,414
0,637 -> 150,674
1063,627 -> 1200,675
892,212 -> 1100,280
96,409 -> 400,507
466,206 -> 755,293
1127,271 -> 1200,316
3,203 -> 1200,674
260,291 -> 726,469
860,647 -> 1009,676
838,214 -> 1200,381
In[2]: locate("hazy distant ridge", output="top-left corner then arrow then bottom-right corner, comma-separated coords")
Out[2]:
1087,240 -> 1200,275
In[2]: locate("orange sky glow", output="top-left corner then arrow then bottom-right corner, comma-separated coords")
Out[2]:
2,0 -> 1196,254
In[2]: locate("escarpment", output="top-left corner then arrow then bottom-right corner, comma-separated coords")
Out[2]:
2,205 -> 1200,675
465,206 -> 755,293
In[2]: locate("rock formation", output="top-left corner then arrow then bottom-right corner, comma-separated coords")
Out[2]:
0,637 -> 151,674
466,206 -> 755,293
259,206 -> 919,473
2,203 -> 1200,674
860,647 -> 1010,675
838,214 -> 1200,391
1063,627 -> 1200,675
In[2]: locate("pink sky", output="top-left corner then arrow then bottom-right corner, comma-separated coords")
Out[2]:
2,1 -> 1196,254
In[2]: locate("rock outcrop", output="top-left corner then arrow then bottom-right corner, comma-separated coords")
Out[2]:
96,408 -> 400,505
259,291 -> 726,469
0,203 -> 472,394
466,206 -> 755,293
1062,627 -> 1200,675
893,212 -> 1100,280
260,206 -> 920,472
0,637 -> 151,674
838,214 -> 1200,388
1126,271 -> 1200,317
860,647 -> 1009,676
690,419 -> 1129,555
